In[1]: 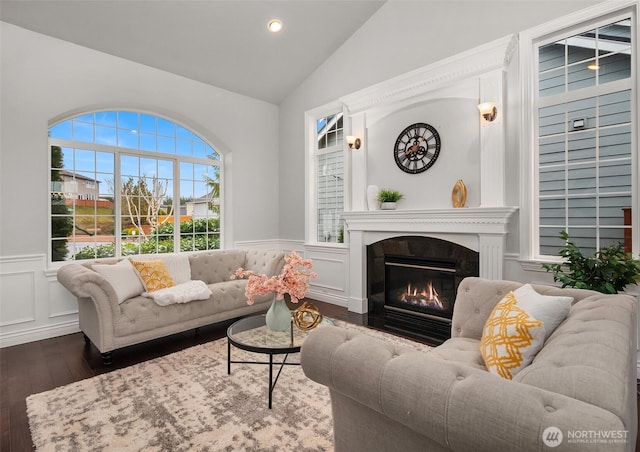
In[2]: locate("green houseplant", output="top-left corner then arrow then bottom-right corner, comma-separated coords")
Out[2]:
377,189 -> 403,210
542,231 -> 640,294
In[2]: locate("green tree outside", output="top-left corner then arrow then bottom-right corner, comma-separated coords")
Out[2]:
51,146 -> 73,261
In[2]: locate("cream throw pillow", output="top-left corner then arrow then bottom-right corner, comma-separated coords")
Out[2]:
480,292 -> 545,380
131,260 -> 176,292
512,284 -> 573,342
92,259 -> 145,304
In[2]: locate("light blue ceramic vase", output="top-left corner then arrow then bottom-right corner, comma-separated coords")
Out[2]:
265,297 -> 291,331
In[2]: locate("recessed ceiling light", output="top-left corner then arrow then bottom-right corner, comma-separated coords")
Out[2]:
267,19 -> 283,33
587,63 -> 600,70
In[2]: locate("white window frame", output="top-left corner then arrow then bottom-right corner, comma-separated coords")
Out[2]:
305,101 -> 350,247
48,110 -> 224,264
519,1 -> 639,263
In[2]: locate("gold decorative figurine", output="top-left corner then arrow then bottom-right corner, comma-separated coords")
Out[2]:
293,301 -> 323,330
451,179 -> 467,208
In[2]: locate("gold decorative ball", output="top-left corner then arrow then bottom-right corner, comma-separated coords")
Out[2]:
293,301 -> 323,330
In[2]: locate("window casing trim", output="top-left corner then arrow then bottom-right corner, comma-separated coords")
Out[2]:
304,101 -> 350,247
518,1 -> 639,262
47,110 -> 224,265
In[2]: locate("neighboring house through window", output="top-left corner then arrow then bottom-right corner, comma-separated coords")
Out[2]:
49,111 -> 221,262
527,4 -> 636,260
314,111 -> 345,243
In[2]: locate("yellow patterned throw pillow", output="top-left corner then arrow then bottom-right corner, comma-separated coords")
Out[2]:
130,260 -> 176,292
480,292 -> 545,380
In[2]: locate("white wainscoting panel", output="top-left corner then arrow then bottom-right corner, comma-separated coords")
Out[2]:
304,245 -> 349,307
0,254 -> 80,348
0,269 -> 36,326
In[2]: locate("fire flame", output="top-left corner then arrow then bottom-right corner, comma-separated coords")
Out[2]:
400,281 -> 444,309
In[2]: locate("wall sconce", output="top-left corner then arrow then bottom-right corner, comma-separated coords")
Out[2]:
477,102 -> 498,122
346,135 -> 361,150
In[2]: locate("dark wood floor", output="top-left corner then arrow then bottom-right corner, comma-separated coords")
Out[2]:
0,300 -> 363,452
1,300 -> 638,452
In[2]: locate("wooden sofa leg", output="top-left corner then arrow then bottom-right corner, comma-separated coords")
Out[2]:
101,352 -> 113,366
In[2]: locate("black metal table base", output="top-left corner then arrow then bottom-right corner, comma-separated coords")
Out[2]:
227,339 -> 300,409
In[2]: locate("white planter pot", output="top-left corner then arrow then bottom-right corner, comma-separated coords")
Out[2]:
380,202 -> 396,210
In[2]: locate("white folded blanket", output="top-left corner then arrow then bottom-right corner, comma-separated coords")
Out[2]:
142,280 -> 212,306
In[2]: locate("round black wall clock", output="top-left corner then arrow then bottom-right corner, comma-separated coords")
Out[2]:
393,122 -> 441,174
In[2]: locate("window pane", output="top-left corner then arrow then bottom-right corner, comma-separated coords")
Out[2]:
117,112 -> 138,131
539,226 -> 566,256
539,198 -> 565,226
95,111 -> 117,127
539,67 -> 565,97
567,130 -> 595,163
316,149 -> 344,243
567,29 -> 595,64
117,129 -> 138,149
567,61 -> 596,91
600,195 -> 632,226
157,118 -> 175,137
177,139 -> 191,156
50,121 -> 73,140
96,126 -> 117,146
139,114 -> 156,133
73,120 -> 94,142
157,136 -> 175,154
567,197 -> 596,226
140,133 -> 156,151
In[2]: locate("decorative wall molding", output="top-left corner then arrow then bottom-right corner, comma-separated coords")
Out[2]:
340,35 -> 514,114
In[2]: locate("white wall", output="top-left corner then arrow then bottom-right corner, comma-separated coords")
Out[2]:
0,22 -> 280,345
278,0 -> 602,241
367,98 -> 480,209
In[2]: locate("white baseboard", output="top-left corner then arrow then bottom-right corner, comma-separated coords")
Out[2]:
306,289 -> 348,308
0,320 -> 80,348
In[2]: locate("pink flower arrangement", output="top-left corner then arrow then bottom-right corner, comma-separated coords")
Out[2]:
231,251 -> 318,305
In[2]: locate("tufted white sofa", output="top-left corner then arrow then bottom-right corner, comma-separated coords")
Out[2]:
302,277 -> 638,452
57,249 -> 285,365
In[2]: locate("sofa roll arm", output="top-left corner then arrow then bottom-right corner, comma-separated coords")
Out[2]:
301,326 -> 626,452
57,264 -> 115,299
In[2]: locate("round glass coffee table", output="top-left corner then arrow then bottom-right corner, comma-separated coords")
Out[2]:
227,313 -> 332,409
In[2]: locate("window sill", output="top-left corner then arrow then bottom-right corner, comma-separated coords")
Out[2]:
305,242 -> 348,252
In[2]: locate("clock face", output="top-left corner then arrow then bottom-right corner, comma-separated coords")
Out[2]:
393,123 -> 441,174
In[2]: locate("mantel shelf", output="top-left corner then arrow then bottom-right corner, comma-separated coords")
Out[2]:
342,207 -> 518,235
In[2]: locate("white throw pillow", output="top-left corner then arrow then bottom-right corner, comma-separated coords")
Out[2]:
513,284 -> 573,342
93,259 -> 145,304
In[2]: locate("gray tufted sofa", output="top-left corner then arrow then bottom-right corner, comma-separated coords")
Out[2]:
301,277 -> 638,452
57,249 -> 285,365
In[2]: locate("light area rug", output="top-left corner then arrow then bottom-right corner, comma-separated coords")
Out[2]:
27,320 -> 432,452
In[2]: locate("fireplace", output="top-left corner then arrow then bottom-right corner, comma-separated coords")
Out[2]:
384,255 -> 456,319
367,236 -> 479,344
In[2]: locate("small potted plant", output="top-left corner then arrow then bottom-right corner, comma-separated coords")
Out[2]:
542,231 -> 640,294
377,189 -> 404,210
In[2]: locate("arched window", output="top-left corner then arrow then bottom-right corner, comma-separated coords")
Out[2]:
49,111 -> 221,261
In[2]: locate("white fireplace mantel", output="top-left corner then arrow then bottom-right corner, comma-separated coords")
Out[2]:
342,207 -> 517,235
342,207 -> 518,313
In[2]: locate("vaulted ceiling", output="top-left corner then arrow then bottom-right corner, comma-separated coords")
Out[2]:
0,0 -> 385,104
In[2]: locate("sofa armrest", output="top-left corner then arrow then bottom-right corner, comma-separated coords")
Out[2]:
56,264 -> 119,323
301,325 -> 627,452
